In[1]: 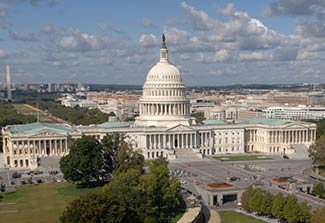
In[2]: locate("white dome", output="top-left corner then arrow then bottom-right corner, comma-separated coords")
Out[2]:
135,34 -> 191,128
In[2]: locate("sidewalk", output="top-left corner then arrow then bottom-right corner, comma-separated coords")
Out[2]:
208,209 -> 221,223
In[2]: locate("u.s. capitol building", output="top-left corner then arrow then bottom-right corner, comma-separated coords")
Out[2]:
2,36 -> 316,169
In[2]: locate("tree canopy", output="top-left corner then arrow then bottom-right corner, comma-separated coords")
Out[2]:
60,136 -> 105,186
311,207 -> 325,223
241,187 -> 311,223
308,135 -> 325,166
61,157 -> 182,223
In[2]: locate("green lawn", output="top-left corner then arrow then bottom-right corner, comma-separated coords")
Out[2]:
219,211 -> 267,223
0,182 -> 185,223
0,183 -> 101,223
215,155 -> 271,162
319,168 -> 325,177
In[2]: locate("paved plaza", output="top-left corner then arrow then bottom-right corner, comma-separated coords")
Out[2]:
169,155 -> 325,208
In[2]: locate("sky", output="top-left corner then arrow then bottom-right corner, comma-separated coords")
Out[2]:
0,0 -> 325,86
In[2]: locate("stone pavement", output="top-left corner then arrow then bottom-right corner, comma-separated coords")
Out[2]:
208,209 -> 221,223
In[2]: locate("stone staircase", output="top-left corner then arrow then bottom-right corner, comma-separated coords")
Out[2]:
175,148 -> 201,160
287,144 -> 309,160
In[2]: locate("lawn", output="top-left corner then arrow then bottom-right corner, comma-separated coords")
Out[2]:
12,104 -> 38,115
319,167 -> 325,177
0,183 -> 102,223
219,211 -> 267,223
215,155 -> 271,162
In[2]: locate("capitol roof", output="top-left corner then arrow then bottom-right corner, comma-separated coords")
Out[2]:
6,122 -> 73,133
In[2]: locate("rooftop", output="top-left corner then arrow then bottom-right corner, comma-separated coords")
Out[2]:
7,122 -> 73,134
98,122 -> 130,128
203,119 -> 227,125
237,118 -> 296,126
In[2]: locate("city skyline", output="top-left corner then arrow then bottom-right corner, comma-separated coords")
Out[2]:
0,0 -> 325,86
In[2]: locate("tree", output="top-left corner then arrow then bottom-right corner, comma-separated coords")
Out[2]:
272,193 -> 286,219
260,192 -> 273,216
299,200 -> 311,223
283,194 -> 300,223
249,188 -> 264,213
312,182 -> 325,197
60,193 -> 110,223
113,142 -> 144,175
142,157 -> 181,222
311,207 -> 325,223
101,133 -> 125,174
60,136 -> 105,186
241,186 -> 253,210
309,135 -> 325,166
103,168 -> 145,223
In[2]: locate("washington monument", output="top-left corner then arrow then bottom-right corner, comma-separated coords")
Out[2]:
6,65 -> 12,101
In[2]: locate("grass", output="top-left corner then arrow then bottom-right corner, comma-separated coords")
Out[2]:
219,211 -> 267,223
12,104 -> 38,115
0,183 -> 101,223
215,155 -> 272,162
319,167 -> 325,177
0,182 -> 185,223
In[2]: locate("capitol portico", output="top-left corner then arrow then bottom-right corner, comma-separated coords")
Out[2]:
2,35 -> 317,169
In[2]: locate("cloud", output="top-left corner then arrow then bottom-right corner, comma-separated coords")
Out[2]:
59,31 -> 112,51
9,30 -> 38,42
239,52 -> 266,61
181,2 -> 216,30
217,3 -> 235,16
141,18 -> 157,28
138,34 -> 160,48
263,0 -> 325,16
0,49 -> 8,59
197,50 -> 231,63
97,23 -> 125,34
296,21 -> 325,38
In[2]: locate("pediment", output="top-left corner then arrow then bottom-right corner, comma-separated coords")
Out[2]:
284,123 -> 308,129
165,124 -> 194,132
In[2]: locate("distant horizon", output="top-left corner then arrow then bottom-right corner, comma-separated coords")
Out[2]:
4,82 -> 325,88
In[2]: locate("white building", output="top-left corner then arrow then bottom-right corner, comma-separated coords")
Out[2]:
265,106 -> 325,120
2,36 -> 317,169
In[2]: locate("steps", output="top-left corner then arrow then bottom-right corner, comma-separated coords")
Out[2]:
175,148 -> 201,160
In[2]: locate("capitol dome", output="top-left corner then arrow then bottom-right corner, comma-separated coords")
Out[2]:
135,34 -> 190,127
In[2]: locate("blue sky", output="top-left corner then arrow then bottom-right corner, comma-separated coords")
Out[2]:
0,0 -> 324,86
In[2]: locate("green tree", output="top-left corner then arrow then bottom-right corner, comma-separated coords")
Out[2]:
283,194 -> 300,223
311,207 -> 325,223
241,186 -> 253,210
312,182 -> 325,197
309,135 -> 325,166
142,157 -> 181,222
113,142 -> 144,175
272,193 -> 286,219
101,133 -> 126,174
260,192 -> 273,216
60,193 -> 110,223
103,168 -> 145,223
299,200 -> 311,223
60,136 -> 105,186
249,188 -> 264,213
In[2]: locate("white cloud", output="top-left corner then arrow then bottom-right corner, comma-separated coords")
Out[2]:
181,2 -> 216,30
59,32 -> 110,51
138,34 -> 160,48
239,52 -> 266,61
